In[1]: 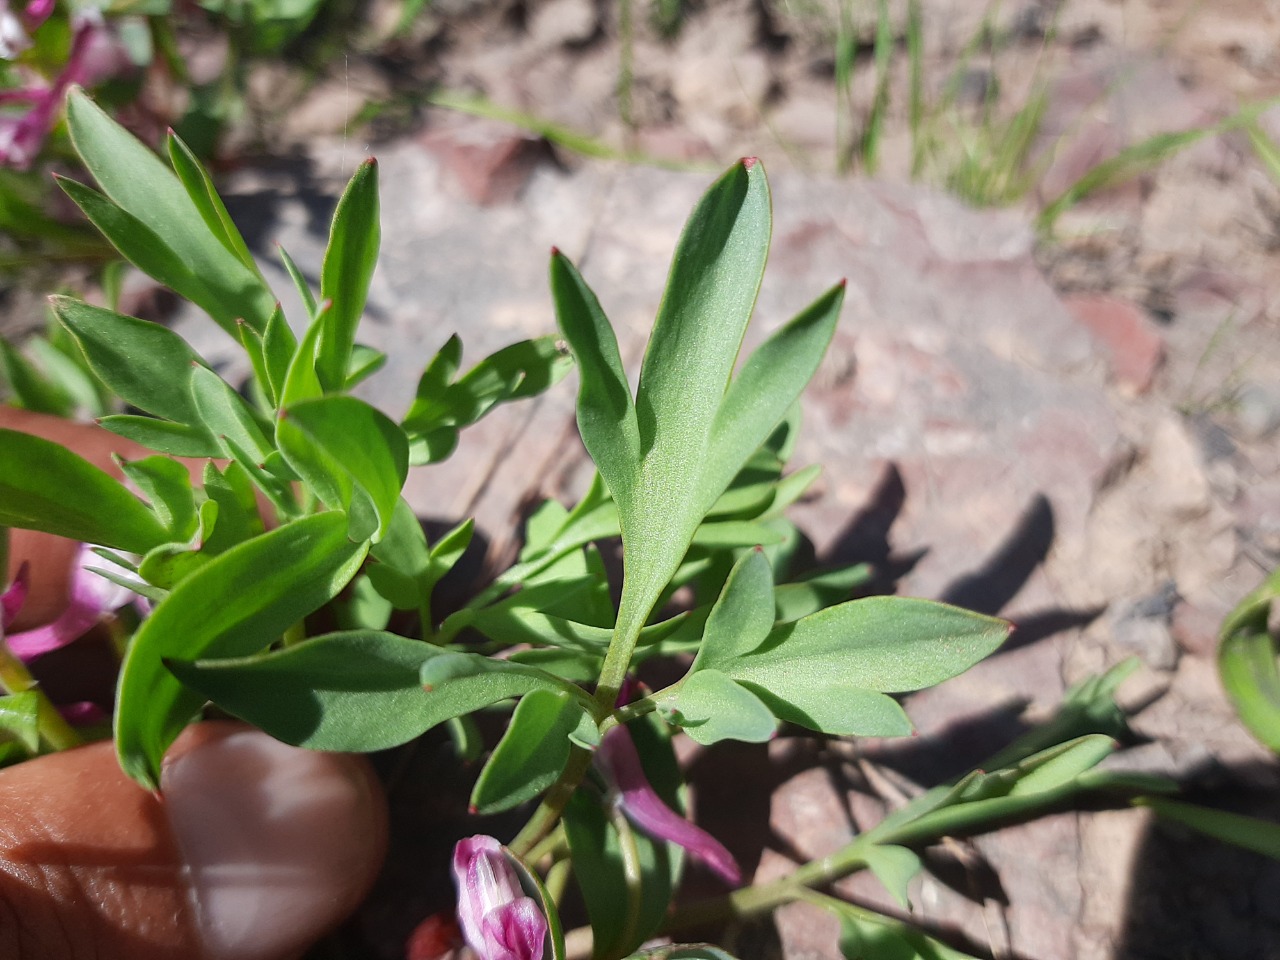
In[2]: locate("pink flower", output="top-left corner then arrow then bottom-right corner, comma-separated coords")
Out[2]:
0,10 -> 130,169
3,543 -> 141,660
596,725 -> 741,886
452,836 -> 547,960
0,0 -> 51,59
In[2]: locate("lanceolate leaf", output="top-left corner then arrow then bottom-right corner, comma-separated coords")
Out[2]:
277,395 -> 409,542
65,90 -> 274,332
166,130 -> 262,277
700,283 -> 844,510
317,158 -> 380,391
0,428 -> 168,553
118,455 -> 198,542
51,297 -> 210,429
550,250 -> 640,510
189,365 -> 274,464
693,549 -> 775,669
114,512 -> 368,788
97,416 -> 222,458
623,159 -> 771,601
165,630 -> 572,751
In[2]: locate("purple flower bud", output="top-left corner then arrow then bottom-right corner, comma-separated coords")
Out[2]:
452,835 -> 547,960
596,726 -> 741,886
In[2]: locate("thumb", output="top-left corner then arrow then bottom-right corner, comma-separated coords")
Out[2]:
0,721 -> 387,960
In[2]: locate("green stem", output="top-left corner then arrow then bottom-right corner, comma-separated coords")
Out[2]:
282,620 -> 306,648
0,642 -> 80,753
592,587 -> 652,713
525,823 -> 569,866
509,745 -> 594,857
611,807 -> 644,956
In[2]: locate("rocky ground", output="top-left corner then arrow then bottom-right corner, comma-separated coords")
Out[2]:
8,0 -> 1280,957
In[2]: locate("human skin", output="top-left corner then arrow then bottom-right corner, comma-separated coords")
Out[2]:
0,408 -> 389,959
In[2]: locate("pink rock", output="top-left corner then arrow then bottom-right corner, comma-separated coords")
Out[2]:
420,123 -> 551,206
1063,294 -> 1165,394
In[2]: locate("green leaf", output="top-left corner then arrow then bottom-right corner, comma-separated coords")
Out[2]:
51,297 -> 211,429
262,299 -> 299,402
277,245 -> 318,318
200,461 -> 264,554
699,282 -> 844,510
189,365 -> 274,463
689,520 -> 786,548
276,395 -> 409,542
166,130 -> 262,277
716,598 -> 1008,736
27,334 -> 109,417
0,428 -> 168,553
666,668 -> 776,745
114,512 -> 368,788
280,303 -> 326,407
622,158 -> 771,603
97,416 -> 223,458
861,845 -> 921,911
470,606 -> 687,652
165,630 -> 564,751
403,335 -> 572,465
0,691 -> 40,754
65,90 -> 274,332
1137,796 -> 1280,861
118,455 -> 198,541
628,949 -> 742,960
550,250 -> 641,507
345,344 -> 386,389
773,564 -> 873,623
692,549 -> 775,669
1218,567 -> 1280,753
470,689 -> 592,814
0,338 -> 74,416
875,736 -> 1119,846
317,158 -> 379,390
837,910 -> 977,960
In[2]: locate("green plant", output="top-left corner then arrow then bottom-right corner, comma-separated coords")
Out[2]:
3,89 -> 1275,960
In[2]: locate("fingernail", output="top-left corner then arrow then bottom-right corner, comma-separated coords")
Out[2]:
161,726 -> 387,960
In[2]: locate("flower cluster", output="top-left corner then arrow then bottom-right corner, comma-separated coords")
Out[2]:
0,2 -> 129,169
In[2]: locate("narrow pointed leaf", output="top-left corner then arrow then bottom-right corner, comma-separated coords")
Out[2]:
0,428 -> 168,553
165,630 -> 547,751
550,250 -> 640,505
701,282 -> 843,509
280,304 -> 326,407
97,416 -> 222,458
65,90 -> 273,331
317,158 -> 380,390
167,131 -> 262,277
51,296 -> 209,427
277,245 -> 318,317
